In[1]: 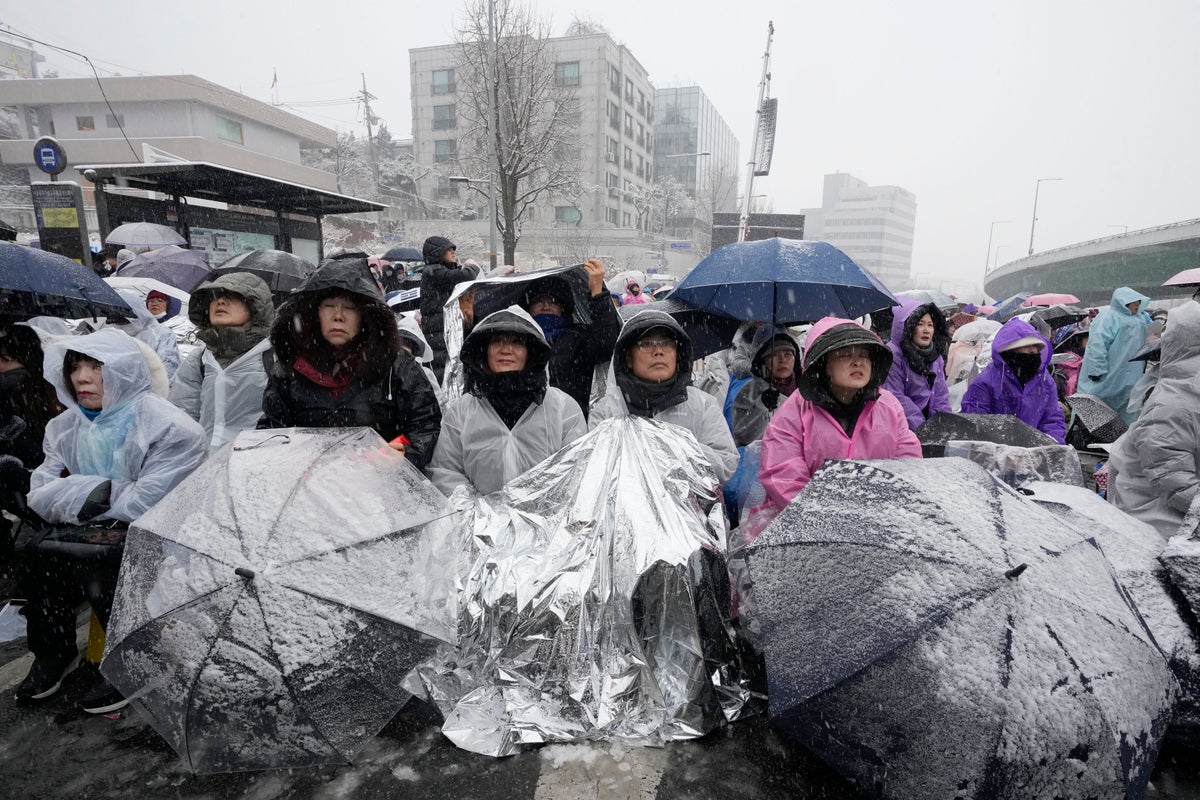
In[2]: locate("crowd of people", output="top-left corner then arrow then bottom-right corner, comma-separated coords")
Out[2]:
1,233 -> 1196,730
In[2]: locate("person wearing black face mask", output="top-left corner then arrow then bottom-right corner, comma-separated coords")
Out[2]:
961,317 -> 1066,444
0,325 -> 62,538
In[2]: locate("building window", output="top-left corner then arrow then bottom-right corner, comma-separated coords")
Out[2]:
623,146 -> 633,170
75,116 -> 95,132
606,137 -> 620,163
555,61 -> 580,87
606,207 -> 620,225
624,112 -> 633,137
434,175 -> 458,199
609,64 -> 621,95
433,139 -> 457,163
622,211 -> 633,228
607,101 -> 620,131
216,116 -> 243,143
433,104 -> 456,130
625,78 -> 634,104
105,113 -> 124,129
636,155 -> 644,178
638,91 -> 646,116
432,68 -> 455,95
555,205 -> 582,225
637,123 -> 645,148
607,173 -> 620,188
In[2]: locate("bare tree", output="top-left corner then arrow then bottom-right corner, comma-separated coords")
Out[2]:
694,164 -> 739,256
455,0 -> 581,265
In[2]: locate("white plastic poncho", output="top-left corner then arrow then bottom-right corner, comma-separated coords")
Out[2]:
169,338 -> 273,454
105,287 -> 183,378
28,328 -> 206,525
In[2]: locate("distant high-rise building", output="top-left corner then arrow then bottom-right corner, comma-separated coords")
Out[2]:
803,173 -> 917,291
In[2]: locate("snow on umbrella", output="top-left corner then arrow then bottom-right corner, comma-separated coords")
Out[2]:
1130,339 -> 1162,362
105,221 -> 187,247
671,238 -> 896,326
0,241 -> 133,320
210,249 -> 315,300
986,292 -> 1032,322
100,427 -> 460,774
1023,292 -> 1080,307
745,457 -> 1177,800
1065,394 -> 1128,443
951,318 -> 1001,344
897,288 -> 957,313
1031,303 -> 1088,330
915,411 -> 1057,455
1163,268 -> 1200,288
115,245 -> 212,294
619,297 -> 741,360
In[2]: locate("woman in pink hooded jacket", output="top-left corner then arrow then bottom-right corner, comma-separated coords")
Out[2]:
758,317 -> 922,511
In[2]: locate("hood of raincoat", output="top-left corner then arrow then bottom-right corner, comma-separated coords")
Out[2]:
749,325 -> 800,381
422,235 -> 456,265
112,287 -> 162,332
612,309 -> 694,416
1110,286 -> 1151,316
798,317 -> 892,405
269,256 -> 400,379
990,318 -> 1051,370
460,305 -> 551,378
43,327 -> 154,417
188,271 -> 275,331
1158,300 -> 1200,381
890,297 -> 949,347
395,313 -> 433,363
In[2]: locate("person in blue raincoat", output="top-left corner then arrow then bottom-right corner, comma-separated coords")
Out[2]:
1077,287 -> 1150,425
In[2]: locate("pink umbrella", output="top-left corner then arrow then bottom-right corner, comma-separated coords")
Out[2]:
977,304 -> 996,315
1022,292 -> 1079,307
1164,268 -> 1200,287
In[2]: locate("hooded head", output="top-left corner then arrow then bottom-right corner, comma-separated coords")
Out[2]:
625,279 -> 642,296
115,249 -> 136,269
394,313 -> 433,364
0,323 -> 60,430
750,325 -> 800,382
891,298 -> 949,374
613,309 -> 692,417
422,236 -> 456,265
1157,300 -> 1200,381
42,328 -> 153,418
460,306 -> 550,382
190,272 -> 276,361
461,306 -> 551,423
270,256 -> 399,381
990,317 -> 1051,385
799,317 -> 892,408
1110,286 -> 1150,316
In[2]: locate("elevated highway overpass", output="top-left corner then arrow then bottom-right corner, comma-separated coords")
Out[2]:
984,219 -> 1200,306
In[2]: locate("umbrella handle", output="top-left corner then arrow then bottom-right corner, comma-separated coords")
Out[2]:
235,567 -> 256,581
233,432 -> 291,451
1005,563 -> 1028,580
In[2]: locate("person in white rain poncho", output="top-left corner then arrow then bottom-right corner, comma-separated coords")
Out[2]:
590,309 -> 739,484
16,328 -> 205,711
427,306 -> 585,497
169,272 -> 276,453
95,287 -> 182,379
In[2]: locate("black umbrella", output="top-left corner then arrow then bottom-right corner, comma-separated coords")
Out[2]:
382,246 -> 423,262
0,242 -> 133,320
619,297 -> 742,360
1031,303 -> 1088,330
0,218 -> 16,242
454,264 -> 594,327
1065,394 -> 1128,443
746,457 -> 1177,800
1131,340 -> 1162,362
210,249 -> 316,300
916,411 -> 1057,456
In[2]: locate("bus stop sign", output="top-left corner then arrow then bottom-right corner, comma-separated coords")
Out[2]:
33,137 -> 67,177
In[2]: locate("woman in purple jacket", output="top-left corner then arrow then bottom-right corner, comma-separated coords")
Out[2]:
960,317 -> 1066,444
883,299 -> 951,430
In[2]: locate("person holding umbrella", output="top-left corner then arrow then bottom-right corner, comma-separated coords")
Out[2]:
427,306 -> 586,497
960,318 -> 1066,444
590,309 -> 738,483
756,317 -> 921,513
258,255 -> 441,469
15,328 -> 206,711
418,236 -> 479,379
170,272 -> 276,453
883,298 -> 952,430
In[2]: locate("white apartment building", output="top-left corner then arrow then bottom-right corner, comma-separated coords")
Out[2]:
803,173 -> 917,291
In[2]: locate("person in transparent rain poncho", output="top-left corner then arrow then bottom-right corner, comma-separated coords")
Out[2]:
590,309 -> 738,484
427,306 -> 585,497
14,328 -> 205,713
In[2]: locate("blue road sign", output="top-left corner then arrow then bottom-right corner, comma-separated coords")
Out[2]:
33,137 -> 67,176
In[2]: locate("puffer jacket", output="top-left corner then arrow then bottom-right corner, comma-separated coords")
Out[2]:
1078,287 -> 1151,425
758,317 -> 921,511
961,318 -> 1066,444
258,257 -> 442,469
418,236 -> 479,377
884,298 -> 951,430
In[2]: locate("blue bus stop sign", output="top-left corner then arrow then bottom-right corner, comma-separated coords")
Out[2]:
33,136 -> 67,176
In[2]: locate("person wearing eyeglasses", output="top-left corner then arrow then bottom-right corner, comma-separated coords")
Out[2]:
257,256 -> 441,469
427,306 -> 585,497
757,317 -> 921,513
589,309 -> 738,484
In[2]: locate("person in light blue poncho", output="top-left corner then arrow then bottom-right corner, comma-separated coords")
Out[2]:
1077,287 -> 1151,425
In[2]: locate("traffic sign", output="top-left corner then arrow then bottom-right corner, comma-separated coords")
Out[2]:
668,241 -> 692,250
33,136 -> 67,176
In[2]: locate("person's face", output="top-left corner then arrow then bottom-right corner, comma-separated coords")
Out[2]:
528,294 -> 563,317
825,345 -> 873,394
767,347 -> 795,380
628,283 -> 641,296
318,296 -> 362,347
443,247 -> 458,264
1012,344 -> 1042,355
0,353 -> 23,373
105,256 -> 117,268
71,357 -> 104,410
145,296 -> 169,316
628,331 -> 678,382
487,333 -> 528,372
208,293 -> 252,328
912,314 -> 935,346
1126,301 -> 1141,314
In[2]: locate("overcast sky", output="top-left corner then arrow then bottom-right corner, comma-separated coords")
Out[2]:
5,0 -> 1198,296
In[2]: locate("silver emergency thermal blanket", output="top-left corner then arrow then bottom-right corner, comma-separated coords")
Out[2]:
408,416 -> 752,756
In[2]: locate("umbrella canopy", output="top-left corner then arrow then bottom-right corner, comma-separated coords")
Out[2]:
115,245 -> 211,293
105,221 -> 187,247
382,246 -> 423,262
1031,303 -> 1088,330
746,458 -> 1177,800
897,288 -> 957,312
210,249 -> 315,299
607,269 -> 648,294
1164,268 -> 1200,288
1065,394 -> 1128,443
0,218 -> 16,240
977,304 -> 996,315
1130,340 -> 1162,362
101,427 -> 460,774
672,238 -> 896,326
0,242 -> 133,320
104,275 -> 192,306
619,297 -> 740,360
987,293 -> 1032,322
916,411 -> 1058,451
951,318 -> 1001,344
1023,292 -> 1080,306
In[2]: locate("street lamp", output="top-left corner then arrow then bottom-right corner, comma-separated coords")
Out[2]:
985,220 -> 1011,275
449,175 -> 497,269
1027,177 -> 1064,256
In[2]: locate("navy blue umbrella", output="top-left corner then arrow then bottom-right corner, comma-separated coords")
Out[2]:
382,246 -> 423,262
986,292 -> 1032,322
619,297 -> 741,360
671,238 -> 896,326
0,242 -> 133,320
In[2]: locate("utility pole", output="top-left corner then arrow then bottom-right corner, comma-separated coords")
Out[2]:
359,73 -> 379,185
739,21 -> 775,243
485,0 -> 499,270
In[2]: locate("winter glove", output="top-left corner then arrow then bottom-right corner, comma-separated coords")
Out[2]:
761,387 -> 780,411
77,480 -> 113,521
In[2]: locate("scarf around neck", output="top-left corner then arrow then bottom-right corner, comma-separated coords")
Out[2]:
467,367 -> 547,429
